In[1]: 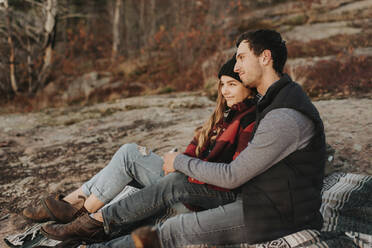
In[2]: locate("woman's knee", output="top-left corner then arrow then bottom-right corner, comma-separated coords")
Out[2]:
118,143 -> 137,154
116,143 -> 140,160
118,143 -> 152,158
159,173 -> 190,195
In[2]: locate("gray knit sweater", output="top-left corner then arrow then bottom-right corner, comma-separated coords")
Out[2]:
174,108 -> 315,189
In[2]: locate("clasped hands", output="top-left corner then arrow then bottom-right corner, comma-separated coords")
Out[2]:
162,151 -> 180,175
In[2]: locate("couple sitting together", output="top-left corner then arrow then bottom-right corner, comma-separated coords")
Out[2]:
23,29 -> 326,248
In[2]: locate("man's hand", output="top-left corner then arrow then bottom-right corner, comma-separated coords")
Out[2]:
162,151 -> 180,175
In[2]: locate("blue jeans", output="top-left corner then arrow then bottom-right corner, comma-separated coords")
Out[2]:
102,172 -> 236,237
82,143 -> 236,247
158,196 -> 248,247
89,197 -> 247,248
82,143 -> 165,203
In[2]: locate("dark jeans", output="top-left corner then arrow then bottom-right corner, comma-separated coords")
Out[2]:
101,172 -> 236,242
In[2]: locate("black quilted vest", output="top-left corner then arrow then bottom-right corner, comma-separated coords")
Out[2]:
241,74 -> 326,244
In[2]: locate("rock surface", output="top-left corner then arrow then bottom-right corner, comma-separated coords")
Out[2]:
0,93 -> 371,244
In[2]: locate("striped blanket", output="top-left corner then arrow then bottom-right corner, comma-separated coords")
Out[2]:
4,173 -> 372,248
185,172 -> 372,248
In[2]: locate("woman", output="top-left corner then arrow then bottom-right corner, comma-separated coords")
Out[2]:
26,56 -> 256,246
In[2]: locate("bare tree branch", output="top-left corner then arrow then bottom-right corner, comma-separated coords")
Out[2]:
3,0 -> 18,94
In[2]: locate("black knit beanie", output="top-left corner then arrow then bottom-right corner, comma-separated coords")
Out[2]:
218,55 -> 242,83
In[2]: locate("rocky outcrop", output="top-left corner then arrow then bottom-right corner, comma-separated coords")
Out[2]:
286,47 -> 372,69
62,71 -> 112,102
284,21 -> 362,42
202,0 -> 372,98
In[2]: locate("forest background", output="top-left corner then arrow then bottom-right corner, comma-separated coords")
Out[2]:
0,0 -> 371,112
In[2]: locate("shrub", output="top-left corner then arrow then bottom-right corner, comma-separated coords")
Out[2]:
297,55 -> 372,98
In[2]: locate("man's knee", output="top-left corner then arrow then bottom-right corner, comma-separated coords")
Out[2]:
164,172 -> 187,184
160,173 -> 191,194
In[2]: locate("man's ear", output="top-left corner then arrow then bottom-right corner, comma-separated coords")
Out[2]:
260,49 -> 272,66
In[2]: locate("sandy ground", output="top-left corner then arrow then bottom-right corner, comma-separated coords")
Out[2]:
0,92 -> 371,245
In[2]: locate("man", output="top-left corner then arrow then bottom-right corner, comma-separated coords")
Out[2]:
133,29 -> 326,247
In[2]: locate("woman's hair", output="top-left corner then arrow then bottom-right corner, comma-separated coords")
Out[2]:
195,82 -> 226,157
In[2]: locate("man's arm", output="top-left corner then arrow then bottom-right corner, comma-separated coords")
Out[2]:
173,108 -> 315,189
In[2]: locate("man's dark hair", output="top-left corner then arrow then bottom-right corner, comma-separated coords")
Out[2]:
236,29 -> 287,75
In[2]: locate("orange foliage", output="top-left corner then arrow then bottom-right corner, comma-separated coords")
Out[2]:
135,0 -> 232,92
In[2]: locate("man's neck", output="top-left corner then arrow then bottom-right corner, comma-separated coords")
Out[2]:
256,71 -> 281,96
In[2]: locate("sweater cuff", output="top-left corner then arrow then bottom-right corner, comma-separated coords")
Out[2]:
174,154 -> 191,171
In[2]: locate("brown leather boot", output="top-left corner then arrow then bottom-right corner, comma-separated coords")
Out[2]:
23,195 -> 87,223
41,213 -> 106,244
131,226 -> 161,248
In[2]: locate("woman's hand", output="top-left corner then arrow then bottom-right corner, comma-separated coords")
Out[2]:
162,151 -> 180,175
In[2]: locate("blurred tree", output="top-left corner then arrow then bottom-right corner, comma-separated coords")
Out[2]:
0,0 -> 58,96
38,0 -> 58,90
112,0 -> 122,61
1,0 -> 18,94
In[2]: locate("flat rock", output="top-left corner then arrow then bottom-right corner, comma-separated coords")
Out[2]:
283,21 -> 362,42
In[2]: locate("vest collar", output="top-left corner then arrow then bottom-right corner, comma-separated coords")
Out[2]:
257,74 -> 292,112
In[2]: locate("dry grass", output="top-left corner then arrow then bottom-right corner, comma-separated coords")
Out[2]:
291,55 -> 372,99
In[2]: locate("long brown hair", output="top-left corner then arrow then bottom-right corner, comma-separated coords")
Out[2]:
195,82 -> 227,157
195,80 -> 254,157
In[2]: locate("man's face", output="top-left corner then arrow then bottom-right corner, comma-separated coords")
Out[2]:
234,41 -> 262,88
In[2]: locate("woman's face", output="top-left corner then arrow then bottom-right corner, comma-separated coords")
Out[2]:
220,75 -> 250,107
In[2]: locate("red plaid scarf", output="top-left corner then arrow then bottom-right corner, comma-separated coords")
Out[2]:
183,99 -> 256,190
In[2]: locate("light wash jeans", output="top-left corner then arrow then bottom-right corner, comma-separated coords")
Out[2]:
83,143 -> 236,247
102,172 -> 236,237
82,143 -> 165,203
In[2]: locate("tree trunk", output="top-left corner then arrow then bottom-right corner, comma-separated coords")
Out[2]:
123,0 -> 135,57
37,0 -> 57,92
149,0 -> 156,39
144,0 -> 156,46
4,0 -> 18,94
112,0 -> 122,62
145,0 -> 156,59
139,0 -> 145,39
27,38 -> 33,93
